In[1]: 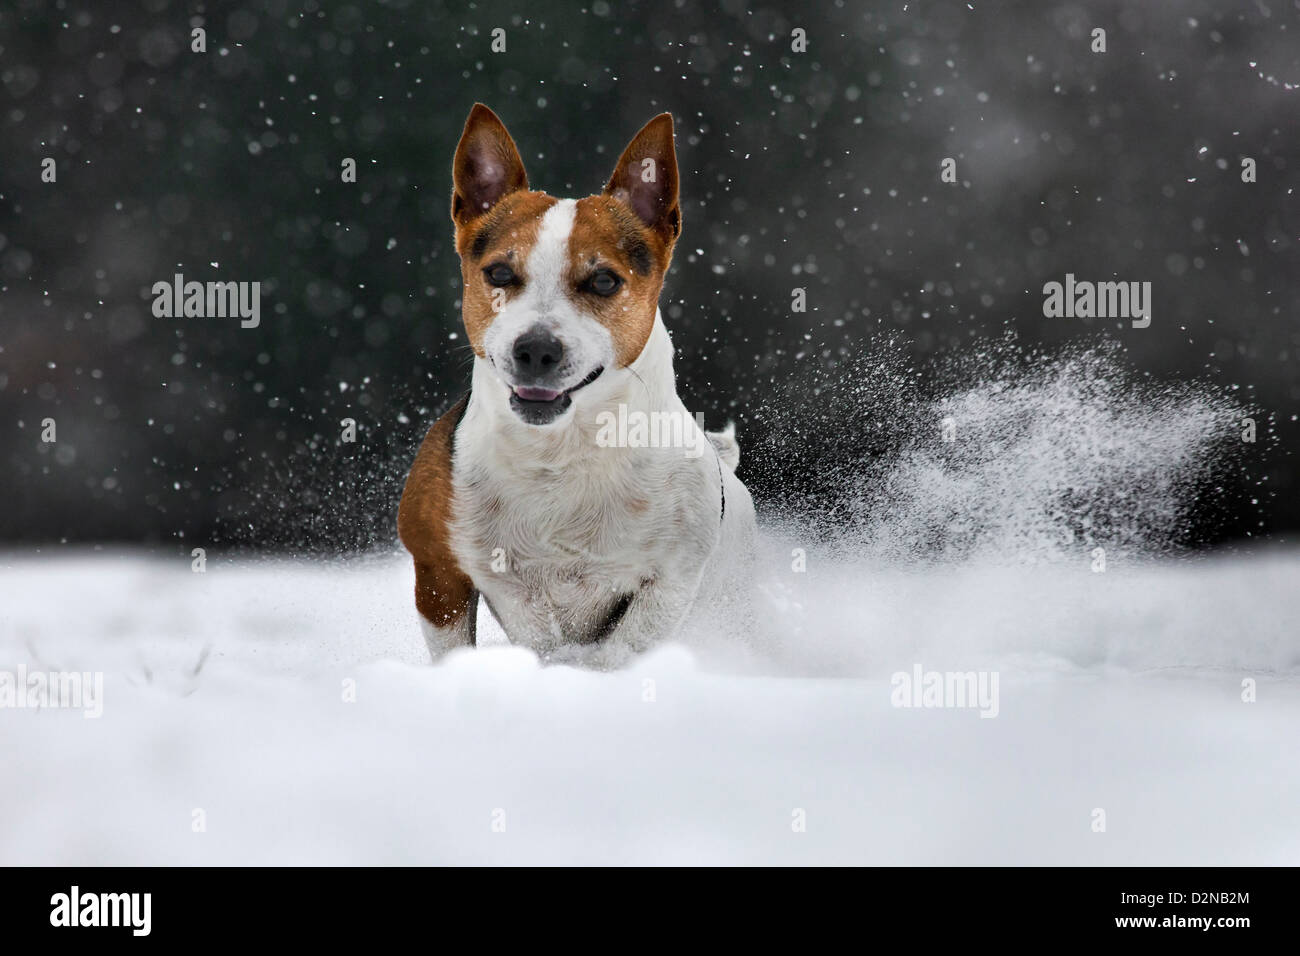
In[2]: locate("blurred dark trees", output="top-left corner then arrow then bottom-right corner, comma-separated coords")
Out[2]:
1,0 -> 1296,549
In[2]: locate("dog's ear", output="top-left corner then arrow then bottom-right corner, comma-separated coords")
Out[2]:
452,104 -> 528,228
603,113 -> 680,245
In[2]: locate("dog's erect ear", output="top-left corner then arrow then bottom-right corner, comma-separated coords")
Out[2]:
603,113 -> 680,244
452,104 -> 528,228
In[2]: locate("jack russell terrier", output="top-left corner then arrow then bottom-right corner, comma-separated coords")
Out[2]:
398,104 -> 756,664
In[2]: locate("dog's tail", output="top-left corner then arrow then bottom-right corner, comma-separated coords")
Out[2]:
707,422 -> 741,470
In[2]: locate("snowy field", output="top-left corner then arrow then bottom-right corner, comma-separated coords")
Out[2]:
1,544 -> 1297,866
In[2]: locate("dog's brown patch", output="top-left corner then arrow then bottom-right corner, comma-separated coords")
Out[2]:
397,395 -> 476,633
567,195 -> 675,367
578,111 -> 681,366
455,190 -> 558,356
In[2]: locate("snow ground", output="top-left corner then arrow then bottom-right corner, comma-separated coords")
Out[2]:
1,544 -> 1296,865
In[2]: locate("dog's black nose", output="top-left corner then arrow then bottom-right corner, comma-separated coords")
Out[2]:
511,326 -> 564,377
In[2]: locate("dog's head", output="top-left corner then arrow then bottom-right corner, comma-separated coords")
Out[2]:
450,104 -> 681,426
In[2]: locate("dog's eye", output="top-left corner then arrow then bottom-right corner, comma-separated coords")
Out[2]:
584,270 -> 622,297
485,263 -> 517,287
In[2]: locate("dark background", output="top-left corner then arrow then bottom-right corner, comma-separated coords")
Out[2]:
1,0 -> 1296,551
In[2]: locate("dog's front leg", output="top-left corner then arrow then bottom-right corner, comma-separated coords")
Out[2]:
599,570 -> 705,656
412,560 -> 477,660
399,395 -> 479,662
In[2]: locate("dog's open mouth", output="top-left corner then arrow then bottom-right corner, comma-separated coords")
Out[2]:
509,366 -> 604,424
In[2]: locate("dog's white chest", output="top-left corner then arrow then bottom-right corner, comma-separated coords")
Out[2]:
450,444 -> 717,649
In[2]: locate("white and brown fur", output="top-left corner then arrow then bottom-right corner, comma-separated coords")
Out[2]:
398,104 -> 755,664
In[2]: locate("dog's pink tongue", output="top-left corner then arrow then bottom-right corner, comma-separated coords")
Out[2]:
513,386 -> 562,402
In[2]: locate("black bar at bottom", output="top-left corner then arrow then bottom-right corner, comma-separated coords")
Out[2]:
0,865 -> 1288,943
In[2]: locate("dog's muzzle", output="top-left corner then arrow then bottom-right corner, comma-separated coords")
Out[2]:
508,365 -> 604,425
505,326 -> 603,425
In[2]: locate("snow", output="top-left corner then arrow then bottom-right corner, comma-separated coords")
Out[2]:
2,545 -> 1296,865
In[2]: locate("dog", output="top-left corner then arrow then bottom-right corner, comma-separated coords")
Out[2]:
398,104 -> 756,664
